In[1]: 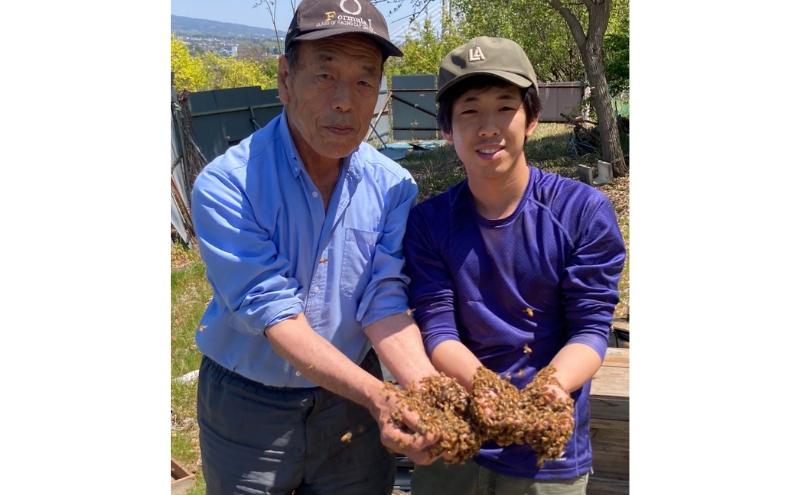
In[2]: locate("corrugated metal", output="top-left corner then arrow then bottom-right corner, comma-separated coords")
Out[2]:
188,86 -> 283,162
366,77 -> 390,145
538,82 -> 584,123
390,75 -> 438,141
181,78 -> 584,171
188,80 -> 390,161
171,86 -> 192,245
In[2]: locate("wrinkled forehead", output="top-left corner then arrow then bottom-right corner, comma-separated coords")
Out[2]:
295,33 -> 383,71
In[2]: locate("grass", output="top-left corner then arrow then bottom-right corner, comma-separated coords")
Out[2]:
171,243 -> 210,495
169,122 -> 629,491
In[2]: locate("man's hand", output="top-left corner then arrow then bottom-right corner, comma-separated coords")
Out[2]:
368,384 -> 441,465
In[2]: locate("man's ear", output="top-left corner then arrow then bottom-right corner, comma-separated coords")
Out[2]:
277,55 -> 291,105
525,118 -> 539,138
442,128 -> 454,145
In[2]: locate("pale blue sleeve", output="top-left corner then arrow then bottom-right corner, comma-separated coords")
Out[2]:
191,165 -> 303,336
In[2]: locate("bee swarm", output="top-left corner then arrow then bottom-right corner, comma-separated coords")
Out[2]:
388,365 -> 574,467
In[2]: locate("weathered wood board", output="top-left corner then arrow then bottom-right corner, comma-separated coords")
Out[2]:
587,347 -> 629,494
171,457 -> 196,495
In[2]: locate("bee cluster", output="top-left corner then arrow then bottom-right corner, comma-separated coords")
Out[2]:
386,374 -> 483,464
387,365 -> 575,467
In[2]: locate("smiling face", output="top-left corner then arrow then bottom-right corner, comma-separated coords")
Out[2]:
443,83 -> 538,181
278,33 -> 383,170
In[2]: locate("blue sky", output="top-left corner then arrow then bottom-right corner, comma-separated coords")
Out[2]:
171,0 -> 420,34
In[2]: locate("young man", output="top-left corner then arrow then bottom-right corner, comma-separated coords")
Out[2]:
190,0 -> 445,493
404,37 -> 627,494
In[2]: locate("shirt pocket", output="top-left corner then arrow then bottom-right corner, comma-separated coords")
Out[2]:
341,227 -> 381,298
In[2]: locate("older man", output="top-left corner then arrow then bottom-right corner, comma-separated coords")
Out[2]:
190,0 -> 442,493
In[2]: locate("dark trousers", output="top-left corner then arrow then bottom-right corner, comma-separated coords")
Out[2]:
197,349 -> 395,495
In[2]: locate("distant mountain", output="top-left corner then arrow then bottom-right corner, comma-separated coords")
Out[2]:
171,15 -> 286,40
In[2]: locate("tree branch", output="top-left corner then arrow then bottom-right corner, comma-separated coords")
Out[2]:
547,0 -> 587,47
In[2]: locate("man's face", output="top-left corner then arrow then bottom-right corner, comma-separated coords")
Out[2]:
278,34 -> 383,168
443,83 -> 538,180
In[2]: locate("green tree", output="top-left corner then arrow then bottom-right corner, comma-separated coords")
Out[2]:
603,0 -> 629,96
450,0 -> 585,82
202,52 -> 276,90
385,17 -> 465,78
545,0 -> 627,176
171,33 -> 208,92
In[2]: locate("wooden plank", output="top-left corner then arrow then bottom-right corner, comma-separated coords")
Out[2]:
589,419 -> 629,480
600,348 -> 629,368
171,457 -> 196,495
172,476 -> 196,495
611,319 -> 629,332
590,419 -> 629,449
590,365 -> 629,399
590,396 -> 629,422
590,348 -> 629,412
587,476 -> 629,495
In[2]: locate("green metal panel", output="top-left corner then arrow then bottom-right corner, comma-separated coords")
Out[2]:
390,75 -> 438,141
188,87 -> 284,161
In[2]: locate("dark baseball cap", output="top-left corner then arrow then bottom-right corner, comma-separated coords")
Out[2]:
437,36 -> 538,102
285,0 -> 403,59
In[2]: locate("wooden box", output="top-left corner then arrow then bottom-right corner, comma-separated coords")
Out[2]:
587,347 -> 630,495
171,457 -> 197,495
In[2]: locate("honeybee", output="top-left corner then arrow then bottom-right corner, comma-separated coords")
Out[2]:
341,431 -> 353,442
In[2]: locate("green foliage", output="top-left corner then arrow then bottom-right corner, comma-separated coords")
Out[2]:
202,52 -> 276,91
172,33 -> 209,92
385,17 -> 466,80
449,0 -> 585,82
171,33 -> 277,92
604,0 -> 629,96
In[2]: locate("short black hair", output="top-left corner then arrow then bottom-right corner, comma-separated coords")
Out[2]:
436,75 -> 541,135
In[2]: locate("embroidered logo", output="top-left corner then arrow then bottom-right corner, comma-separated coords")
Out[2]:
340,0 -> 362,16
468,46 -> 485,62
325,11 -> 335,21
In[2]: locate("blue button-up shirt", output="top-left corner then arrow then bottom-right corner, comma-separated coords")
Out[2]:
190,110 -> 418,388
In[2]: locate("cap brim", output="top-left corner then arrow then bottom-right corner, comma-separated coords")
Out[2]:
436,70 -> 535,102
292,28 -> 403,58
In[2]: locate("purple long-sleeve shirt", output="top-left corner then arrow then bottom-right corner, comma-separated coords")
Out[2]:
403,165 -> 626,480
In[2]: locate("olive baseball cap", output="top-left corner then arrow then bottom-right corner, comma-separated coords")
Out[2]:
285,0 -> 403,59
437,36 -> 538,102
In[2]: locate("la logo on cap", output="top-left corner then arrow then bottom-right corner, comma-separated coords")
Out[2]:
469,46 -> 485,62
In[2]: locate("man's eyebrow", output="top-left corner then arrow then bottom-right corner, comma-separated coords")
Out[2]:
459,91 -> 519,104
309,51 -> 380,76
360,63 -> 380,77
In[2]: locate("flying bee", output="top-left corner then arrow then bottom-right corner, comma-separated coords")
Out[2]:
341,431 -> 353,442
523,344 -> 532,354
525,307 -> 534,317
